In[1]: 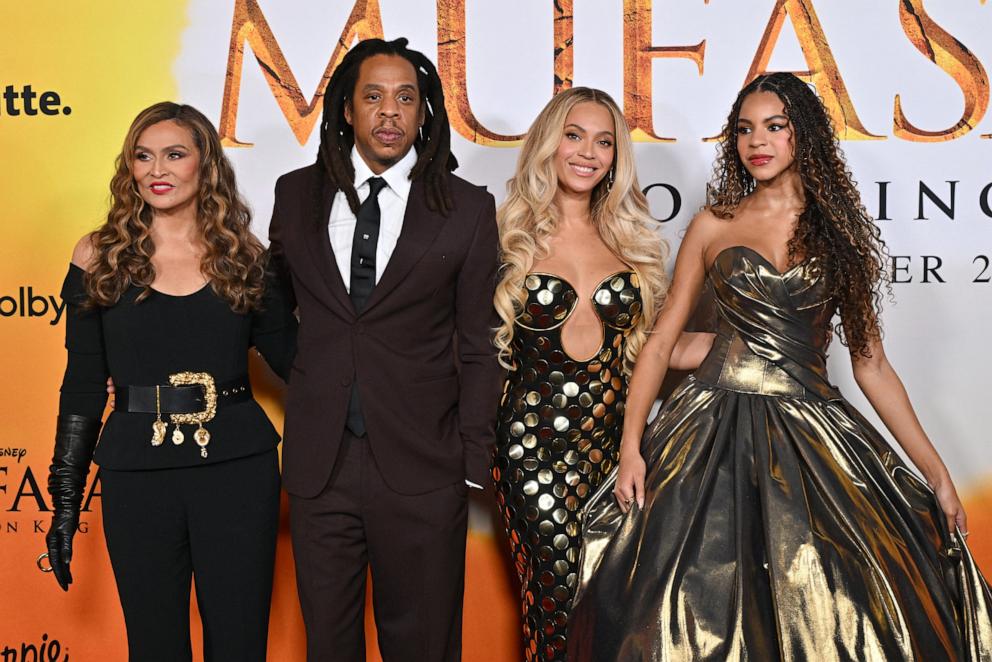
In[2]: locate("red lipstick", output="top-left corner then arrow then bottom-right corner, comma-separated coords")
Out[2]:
149,181 -> 175,195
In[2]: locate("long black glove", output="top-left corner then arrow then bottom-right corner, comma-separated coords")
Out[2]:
46,414 -> 100,591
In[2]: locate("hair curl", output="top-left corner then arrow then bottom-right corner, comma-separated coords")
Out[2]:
314,37 -> 457,219
708,72 -> 889,357
494,87 -> 669,374
85,102 -> 266,313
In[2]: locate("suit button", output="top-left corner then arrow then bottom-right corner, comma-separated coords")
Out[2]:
340,377 -> 352,387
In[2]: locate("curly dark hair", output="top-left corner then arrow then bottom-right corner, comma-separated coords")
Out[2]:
86,102 -> 266,313
707,72 -> 889,357
314,37 -> 457,218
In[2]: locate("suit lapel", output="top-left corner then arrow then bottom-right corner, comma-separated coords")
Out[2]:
303,181 -> 355,316
361,181 -> 448,315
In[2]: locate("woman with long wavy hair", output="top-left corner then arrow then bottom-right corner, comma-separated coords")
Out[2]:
569,72 -> 992,661
43,102 -> 296,661
491,87 -> 712,662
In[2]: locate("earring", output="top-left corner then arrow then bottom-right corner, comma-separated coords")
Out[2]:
606,167 -> 615,192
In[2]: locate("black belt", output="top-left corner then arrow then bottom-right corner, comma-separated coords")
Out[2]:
115,375 -> 252,414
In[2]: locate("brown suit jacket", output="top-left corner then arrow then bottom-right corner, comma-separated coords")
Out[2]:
269,164 -> 503,497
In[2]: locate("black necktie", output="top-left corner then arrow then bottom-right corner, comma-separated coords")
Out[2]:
349,176 -> 387,313
346,176 -> 386,437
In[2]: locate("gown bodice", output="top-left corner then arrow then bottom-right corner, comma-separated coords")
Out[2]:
694,246 -> 841,401
504,270 -> 642,442
501,269 -> 641,474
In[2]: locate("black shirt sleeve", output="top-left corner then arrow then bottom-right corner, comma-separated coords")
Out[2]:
58,265 -> 110,419
250,264 -> 298,382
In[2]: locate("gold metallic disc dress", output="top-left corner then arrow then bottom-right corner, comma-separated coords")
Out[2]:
569,247 -> 992,662
493,271 -> 641,661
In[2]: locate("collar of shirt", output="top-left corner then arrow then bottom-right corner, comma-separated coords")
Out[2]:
351,145 -> 416,203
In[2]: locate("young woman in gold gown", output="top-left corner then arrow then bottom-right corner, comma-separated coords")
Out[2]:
569,73 -> 992,662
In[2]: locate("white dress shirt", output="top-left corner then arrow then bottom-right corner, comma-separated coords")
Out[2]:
328,146 -> 416,291
329,146 -> 482,490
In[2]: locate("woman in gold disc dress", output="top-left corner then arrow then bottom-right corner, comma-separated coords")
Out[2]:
491,87 -> 712,662
569,73 -> 992,661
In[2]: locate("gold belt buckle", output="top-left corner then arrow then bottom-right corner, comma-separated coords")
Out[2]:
168,371 -> 217,425
167,371 -> 217,458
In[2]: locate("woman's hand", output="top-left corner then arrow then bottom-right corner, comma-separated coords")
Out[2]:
613,448 -> 646,513
931,471 -> 968,540
849,339 -> 970,543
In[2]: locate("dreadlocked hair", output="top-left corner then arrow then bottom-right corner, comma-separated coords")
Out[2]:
314,37 -> 457,219
707,72 -> 890,358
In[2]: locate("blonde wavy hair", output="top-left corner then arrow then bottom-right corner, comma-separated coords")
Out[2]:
494,87 -> 668,373
85,102 -> 266,313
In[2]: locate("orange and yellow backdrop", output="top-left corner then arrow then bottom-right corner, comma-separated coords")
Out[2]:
2,1 -> 991,659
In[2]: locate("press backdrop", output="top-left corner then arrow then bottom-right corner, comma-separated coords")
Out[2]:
1,1 -> 990,659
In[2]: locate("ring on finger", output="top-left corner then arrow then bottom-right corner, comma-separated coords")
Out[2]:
37,552 -> 53,573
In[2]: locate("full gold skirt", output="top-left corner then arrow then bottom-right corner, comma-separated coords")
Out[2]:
569,376 -> 992,661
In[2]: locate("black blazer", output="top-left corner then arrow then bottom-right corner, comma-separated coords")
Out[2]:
269,165 -> 502,497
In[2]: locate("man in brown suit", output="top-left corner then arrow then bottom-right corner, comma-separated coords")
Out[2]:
268,38 -> 502,661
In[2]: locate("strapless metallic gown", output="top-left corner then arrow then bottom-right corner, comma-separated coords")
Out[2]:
569,247 -> 992,662
493,271 -> 641,661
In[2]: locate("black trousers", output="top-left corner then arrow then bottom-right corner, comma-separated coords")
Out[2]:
100,449 -> 280,662
290,431 -> 468,662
